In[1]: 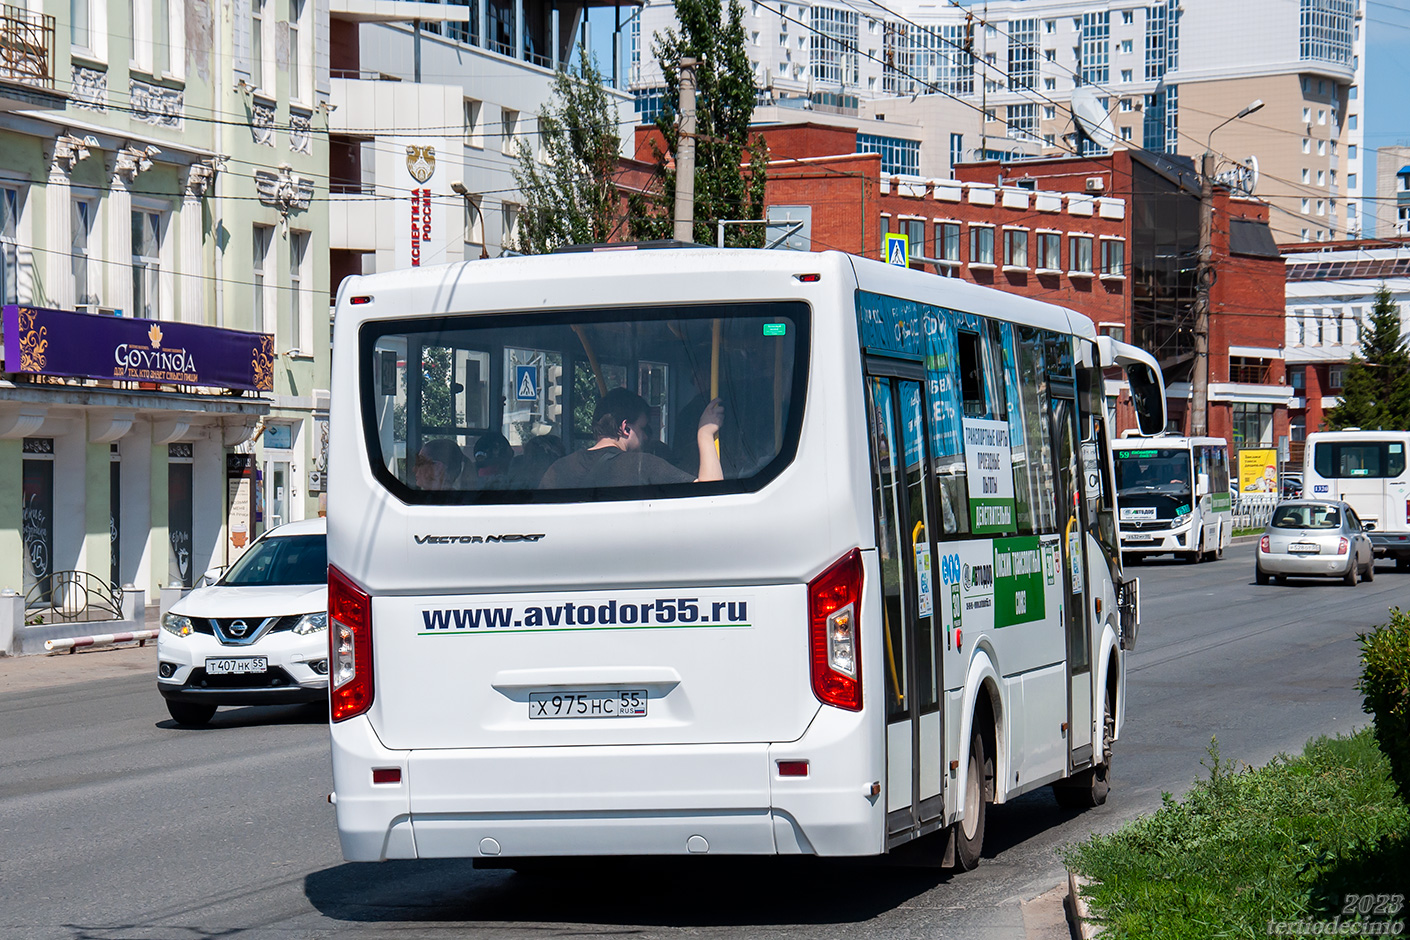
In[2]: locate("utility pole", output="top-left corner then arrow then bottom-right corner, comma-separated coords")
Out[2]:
1191,99 -> 1263,437
1191,150 -> 1214,437
673,57 -> 697,244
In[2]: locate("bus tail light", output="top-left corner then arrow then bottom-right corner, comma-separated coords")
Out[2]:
1338,537 -> 1349,555
1405,498 -> 1409,525
330,565 -> 374,722
1260,535 -> 1270,553
809,549 -> 863,711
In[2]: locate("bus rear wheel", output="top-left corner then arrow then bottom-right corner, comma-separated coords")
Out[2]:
953,723 -> 991,871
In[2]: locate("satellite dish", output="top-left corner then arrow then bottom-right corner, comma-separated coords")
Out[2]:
1214,154 -> 1260,196
1071,87 -> 1122,152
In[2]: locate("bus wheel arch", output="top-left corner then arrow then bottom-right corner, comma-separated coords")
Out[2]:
954,685 -> 998,870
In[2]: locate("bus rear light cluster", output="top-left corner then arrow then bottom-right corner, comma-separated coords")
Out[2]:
809,549 -> 863,712
330,565 -> 374,722
1405,498 -> 1408,525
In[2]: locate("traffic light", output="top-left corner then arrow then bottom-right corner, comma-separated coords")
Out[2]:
545,365 -> 563,424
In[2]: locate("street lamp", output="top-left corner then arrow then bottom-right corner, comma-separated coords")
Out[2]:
450,180 -> 489,259
1191,99 -> 1265,437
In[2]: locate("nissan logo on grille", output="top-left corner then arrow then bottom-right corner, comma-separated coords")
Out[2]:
228,619 -> 249,637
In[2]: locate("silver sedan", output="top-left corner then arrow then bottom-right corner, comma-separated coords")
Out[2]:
1255,500 -> 1375,586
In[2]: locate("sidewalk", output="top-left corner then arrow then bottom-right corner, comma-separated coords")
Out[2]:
0,605 -> 160,695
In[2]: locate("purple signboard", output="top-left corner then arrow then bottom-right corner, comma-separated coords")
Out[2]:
3,305 -> 274,392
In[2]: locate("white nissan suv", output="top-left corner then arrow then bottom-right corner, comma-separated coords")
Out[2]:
157,518 -> 328,726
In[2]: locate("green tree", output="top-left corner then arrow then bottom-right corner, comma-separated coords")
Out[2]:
511,50 -> 623,254
1324,284 -> 1410,431
628,0 -> 768,246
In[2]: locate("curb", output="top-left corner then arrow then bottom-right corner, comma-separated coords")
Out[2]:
1067,870 -> 1102,939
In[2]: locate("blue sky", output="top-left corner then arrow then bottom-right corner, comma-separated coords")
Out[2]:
1364,0 -> 1410,220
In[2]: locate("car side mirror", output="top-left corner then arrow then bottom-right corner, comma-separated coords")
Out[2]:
200,566 -> 225,586
1364,521 -> 1376,531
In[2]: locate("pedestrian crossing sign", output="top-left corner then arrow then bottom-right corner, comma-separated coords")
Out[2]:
885,233 -> 909,267
515,365 -> 540,401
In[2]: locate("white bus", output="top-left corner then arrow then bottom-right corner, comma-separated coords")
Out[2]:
1111,437 -> 1232,563
1304,430 -> 1410,569
326,247 -> 1165,868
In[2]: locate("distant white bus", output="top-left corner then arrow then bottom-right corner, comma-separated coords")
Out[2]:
1111,437 -> 1233,562
1304,430 -> 1410,568
325,247 -> 1165,868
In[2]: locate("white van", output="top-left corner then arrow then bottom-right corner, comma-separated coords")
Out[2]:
325,247 -> 1163,868
1111,437 -> 1232,562
1303,430 -> 1410,568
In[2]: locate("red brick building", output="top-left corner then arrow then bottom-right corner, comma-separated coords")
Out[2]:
627,126 -> 1289,445
956,151 -> 1289,450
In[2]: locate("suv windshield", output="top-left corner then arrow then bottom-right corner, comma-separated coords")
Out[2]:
360,302 -> 808,503
221,535 -> 327,586
1272,505 -> 1341,529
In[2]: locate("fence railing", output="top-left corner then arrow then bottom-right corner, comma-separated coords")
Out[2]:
25,570 -> 122,624
0,4 -> 55,89
1232,493 -> 1279,531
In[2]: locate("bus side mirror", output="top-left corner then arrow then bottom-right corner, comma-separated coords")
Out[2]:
1197,473 -> 1210,497
1096,337 -> 1167,437
1126,362 -> 1166,437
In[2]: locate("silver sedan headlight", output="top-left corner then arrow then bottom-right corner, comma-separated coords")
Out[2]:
161,612 -> 193,637
292,612 -> 328,636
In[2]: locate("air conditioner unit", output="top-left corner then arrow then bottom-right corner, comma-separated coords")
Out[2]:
78,304 -> 119,317
1085,177 -> 1105,193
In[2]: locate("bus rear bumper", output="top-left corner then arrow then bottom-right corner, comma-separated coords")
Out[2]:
330,709 -> 882,861
1368,532 -> 1410,557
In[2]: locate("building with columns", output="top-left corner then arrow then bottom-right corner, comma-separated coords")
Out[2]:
0,0 -> 328,619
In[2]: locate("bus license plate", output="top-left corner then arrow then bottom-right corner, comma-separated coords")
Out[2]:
529,690 -> 648,719
206,657 -> 268,675
1124,534 -> 1154,542
1288,543 -> 1320,554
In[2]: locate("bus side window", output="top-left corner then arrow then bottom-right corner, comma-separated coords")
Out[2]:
1000,323 -> 1035,535
958,331 -> 985,417
1015,327 -> 1059,535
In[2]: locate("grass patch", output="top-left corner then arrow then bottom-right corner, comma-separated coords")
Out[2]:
1065,729 -> 1410,938
1233,526 -> 1265,538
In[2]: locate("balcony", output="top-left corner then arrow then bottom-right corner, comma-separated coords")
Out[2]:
0,4 -> 65,111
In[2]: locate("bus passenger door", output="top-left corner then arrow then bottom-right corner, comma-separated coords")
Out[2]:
866,370 -> 944,842
1052,394 -> 1094,765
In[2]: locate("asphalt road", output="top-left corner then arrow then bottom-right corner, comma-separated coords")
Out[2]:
0,544 -> 1398,940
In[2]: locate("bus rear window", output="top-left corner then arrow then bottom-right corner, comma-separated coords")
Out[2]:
359,302 -> 808,503
1313,441 -> 1407,479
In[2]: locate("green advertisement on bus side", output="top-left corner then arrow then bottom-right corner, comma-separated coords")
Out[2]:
993,536 -> 1046,627
1210,491 -> 1232,512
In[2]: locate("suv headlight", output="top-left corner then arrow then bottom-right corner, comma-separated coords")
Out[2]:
161,612 -> 193,637
292,612 -> 328,636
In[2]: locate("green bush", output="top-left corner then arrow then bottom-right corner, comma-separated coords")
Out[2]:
1064,731 -> 1410,937
1358,607 -> 1410,803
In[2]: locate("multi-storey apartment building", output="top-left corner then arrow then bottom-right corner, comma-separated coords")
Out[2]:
0,0 -> 328,614
1373,145 -> 1410,237
631,0 -> 1366,243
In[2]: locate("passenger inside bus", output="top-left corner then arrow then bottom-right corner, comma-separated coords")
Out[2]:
414,438 -> 469,491
540,388 -> 725,488
470,432 -> 514,488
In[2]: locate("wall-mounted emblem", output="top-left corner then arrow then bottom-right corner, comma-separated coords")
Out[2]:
406,146 -> 436,184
